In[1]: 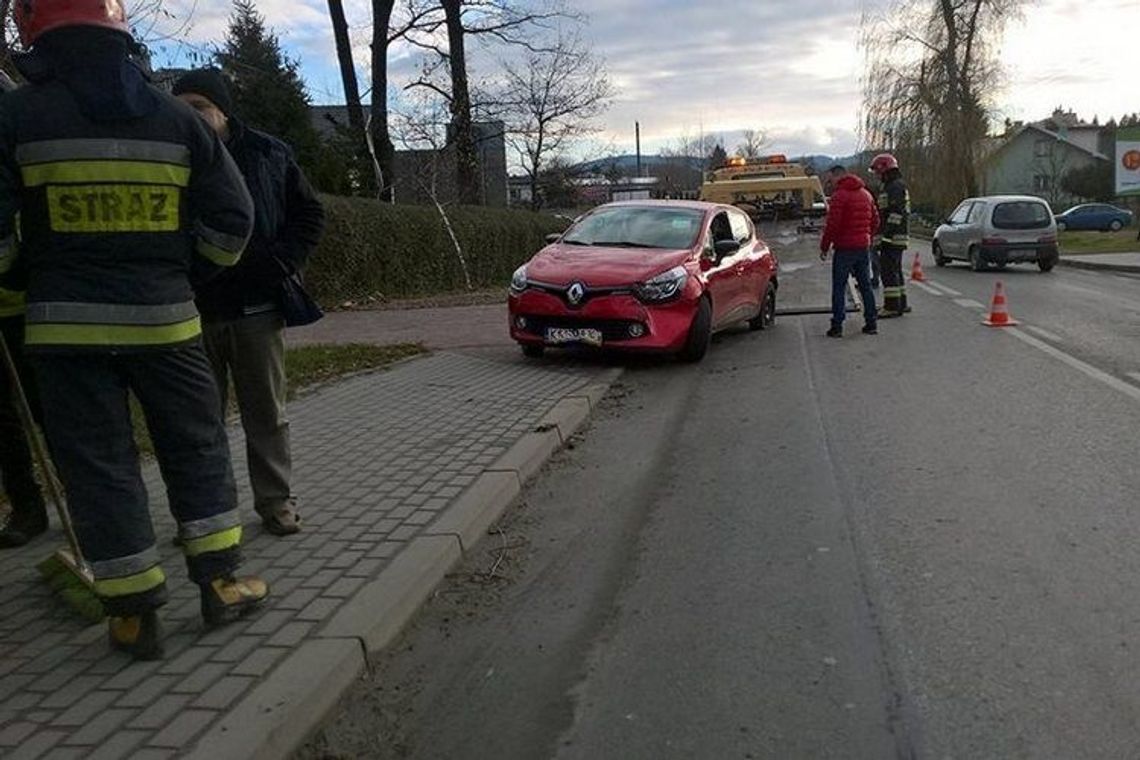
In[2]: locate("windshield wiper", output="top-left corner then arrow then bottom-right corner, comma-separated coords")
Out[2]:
560,239 -> 592,246
591,240 -> 664,248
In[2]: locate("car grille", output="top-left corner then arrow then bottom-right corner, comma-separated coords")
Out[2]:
521,316 -> 642,342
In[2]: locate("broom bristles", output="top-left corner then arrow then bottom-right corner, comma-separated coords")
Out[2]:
38,551 -> 105,624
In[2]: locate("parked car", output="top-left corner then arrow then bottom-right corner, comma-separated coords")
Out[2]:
932,195 -> 1059,272
1054,203 -> 1133,232
508,200 -> 778,362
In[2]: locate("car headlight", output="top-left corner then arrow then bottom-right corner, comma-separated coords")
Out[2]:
510,265 -> 528,294
635,265 -> 688,303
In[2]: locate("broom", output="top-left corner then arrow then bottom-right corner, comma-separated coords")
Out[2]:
0,332 -> 104,623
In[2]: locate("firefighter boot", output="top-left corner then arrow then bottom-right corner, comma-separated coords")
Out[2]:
900,292 -> 912,314
109,609 -> 164,660
201,575 -> 269,628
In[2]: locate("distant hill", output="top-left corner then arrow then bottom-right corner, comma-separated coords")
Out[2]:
575,153 -> 859,176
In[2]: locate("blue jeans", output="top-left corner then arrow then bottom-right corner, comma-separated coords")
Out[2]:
831,249 -> 877,327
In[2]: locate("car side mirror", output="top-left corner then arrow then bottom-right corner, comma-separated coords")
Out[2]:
544,232 -> 562,244
714,239 -> 741,259
943,219 -> 954,226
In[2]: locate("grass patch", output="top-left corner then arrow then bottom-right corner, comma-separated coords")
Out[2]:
131,342 -> 425,456
1059,229 -> 1140,255
282,342 -> 425,394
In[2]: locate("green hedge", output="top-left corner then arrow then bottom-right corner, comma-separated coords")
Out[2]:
307,196 -> 567,304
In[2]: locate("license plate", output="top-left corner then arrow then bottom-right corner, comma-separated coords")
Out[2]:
546,327 -> 603,346
1009,249 -> 1035,257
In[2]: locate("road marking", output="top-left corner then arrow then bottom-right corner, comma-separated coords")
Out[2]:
926,281 -> 962,296
911,281 -> 942,295
1005,328 -> 1140,405
1023,325 -> 1064,343
954,298 -> 986,309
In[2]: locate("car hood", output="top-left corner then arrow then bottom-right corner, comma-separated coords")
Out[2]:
526,244 -> 693,287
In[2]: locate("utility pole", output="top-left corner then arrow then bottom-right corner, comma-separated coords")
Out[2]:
635,121 -> 642,178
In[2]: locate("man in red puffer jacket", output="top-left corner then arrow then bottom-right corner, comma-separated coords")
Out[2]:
820,165 -> 879,338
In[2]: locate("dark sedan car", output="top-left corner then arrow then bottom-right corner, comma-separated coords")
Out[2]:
1054,204 -> 1134,232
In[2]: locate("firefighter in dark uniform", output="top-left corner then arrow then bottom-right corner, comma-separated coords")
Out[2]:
0,0 -> 268,659
870,153 -> 911,317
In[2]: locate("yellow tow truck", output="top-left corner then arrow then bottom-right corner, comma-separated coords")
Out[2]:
699,155 -> 826,221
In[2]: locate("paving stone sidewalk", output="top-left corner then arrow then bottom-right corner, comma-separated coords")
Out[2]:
0,351 -> 611,759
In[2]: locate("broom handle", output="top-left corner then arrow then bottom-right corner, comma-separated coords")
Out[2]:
0,330 -> 84,562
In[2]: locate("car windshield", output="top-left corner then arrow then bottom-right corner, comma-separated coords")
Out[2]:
561,206 -> 704,249
992,201 -> 1052,230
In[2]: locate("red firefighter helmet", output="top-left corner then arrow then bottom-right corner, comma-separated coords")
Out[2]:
869,153 -> 899,176
15,0 -> 130,46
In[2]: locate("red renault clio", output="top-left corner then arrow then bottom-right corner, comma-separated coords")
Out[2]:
508,201 -> 778,362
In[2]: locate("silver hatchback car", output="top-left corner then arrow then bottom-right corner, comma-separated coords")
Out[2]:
932,195 -> 1060,272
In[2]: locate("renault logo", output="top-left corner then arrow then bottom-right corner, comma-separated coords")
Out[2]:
566,282 -> 586,305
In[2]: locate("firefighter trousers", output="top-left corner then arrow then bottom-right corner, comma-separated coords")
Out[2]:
32,345 -> 243,615
0,316 -> 44,522
879,244 -> 907,314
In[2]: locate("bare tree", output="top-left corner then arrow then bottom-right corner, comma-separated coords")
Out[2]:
391,93 -> 472,289
327,0 -> 364,134
860,0 -> 1027,214
736,128 -> 771,159
405,0 -> 574,205
500,33 -> 612,210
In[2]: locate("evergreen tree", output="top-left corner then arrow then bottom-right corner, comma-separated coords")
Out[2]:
217,0 -> 320,170
708,144 -> 728,169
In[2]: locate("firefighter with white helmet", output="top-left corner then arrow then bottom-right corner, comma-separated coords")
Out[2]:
0,0 -> 268,658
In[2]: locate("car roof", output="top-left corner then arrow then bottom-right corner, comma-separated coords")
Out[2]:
964,195 -> 1051,204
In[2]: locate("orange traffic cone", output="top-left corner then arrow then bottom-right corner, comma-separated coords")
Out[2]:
983,281 -> 1019,327
910,251 -> 926,282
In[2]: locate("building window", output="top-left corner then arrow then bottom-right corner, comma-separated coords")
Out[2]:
1034,139 -> 1053,158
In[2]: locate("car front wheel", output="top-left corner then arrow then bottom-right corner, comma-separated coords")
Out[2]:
521,344 -> 545,359
1056,221 -> 1067,232
679,297 -> 712,363
933,241 -> 949,267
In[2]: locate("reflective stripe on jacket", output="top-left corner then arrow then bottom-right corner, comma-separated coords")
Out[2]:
0,80 -> 254,351
877,175 -> 910,248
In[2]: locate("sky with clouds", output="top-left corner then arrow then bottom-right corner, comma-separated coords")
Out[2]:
149,0 -> 1140,162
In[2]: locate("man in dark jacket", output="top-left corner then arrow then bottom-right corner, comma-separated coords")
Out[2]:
173,69 -> 325,537
820,165 -> 879,338
0,1 -> 268,659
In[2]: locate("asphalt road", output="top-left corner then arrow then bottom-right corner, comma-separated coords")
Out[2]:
302,246 -> 1140,759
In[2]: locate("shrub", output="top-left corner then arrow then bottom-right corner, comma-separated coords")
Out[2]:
306,196 -> 566,305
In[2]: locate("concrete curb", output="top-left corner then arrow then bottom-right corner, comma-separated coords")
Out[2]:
1058,257 -> 1140,274
185,639 -> 364,760
320,535 -> 463,658
195,366 -> 623,759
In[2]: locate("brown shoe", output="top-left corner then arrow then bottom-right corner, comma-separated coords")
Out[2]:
259,502 -> 301,536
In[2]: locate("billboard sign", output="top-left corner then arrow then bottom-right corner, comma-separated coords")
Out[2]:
1116,126 -> 1140,197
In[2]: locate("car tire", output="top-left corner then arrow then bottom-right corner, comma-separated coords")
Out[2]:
1110,219 -> 1123,232
970,246 -> 986,272
679,297 -> 712,363
932,241 -> 949,267
1056,221 -> 1066,232
749,283 -> 777,331
521,344 -> 545,359
1038,259 -> 1055,273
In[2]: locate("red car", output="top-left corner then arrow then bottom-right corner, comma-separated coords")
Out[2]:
508,201 -> 778,362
